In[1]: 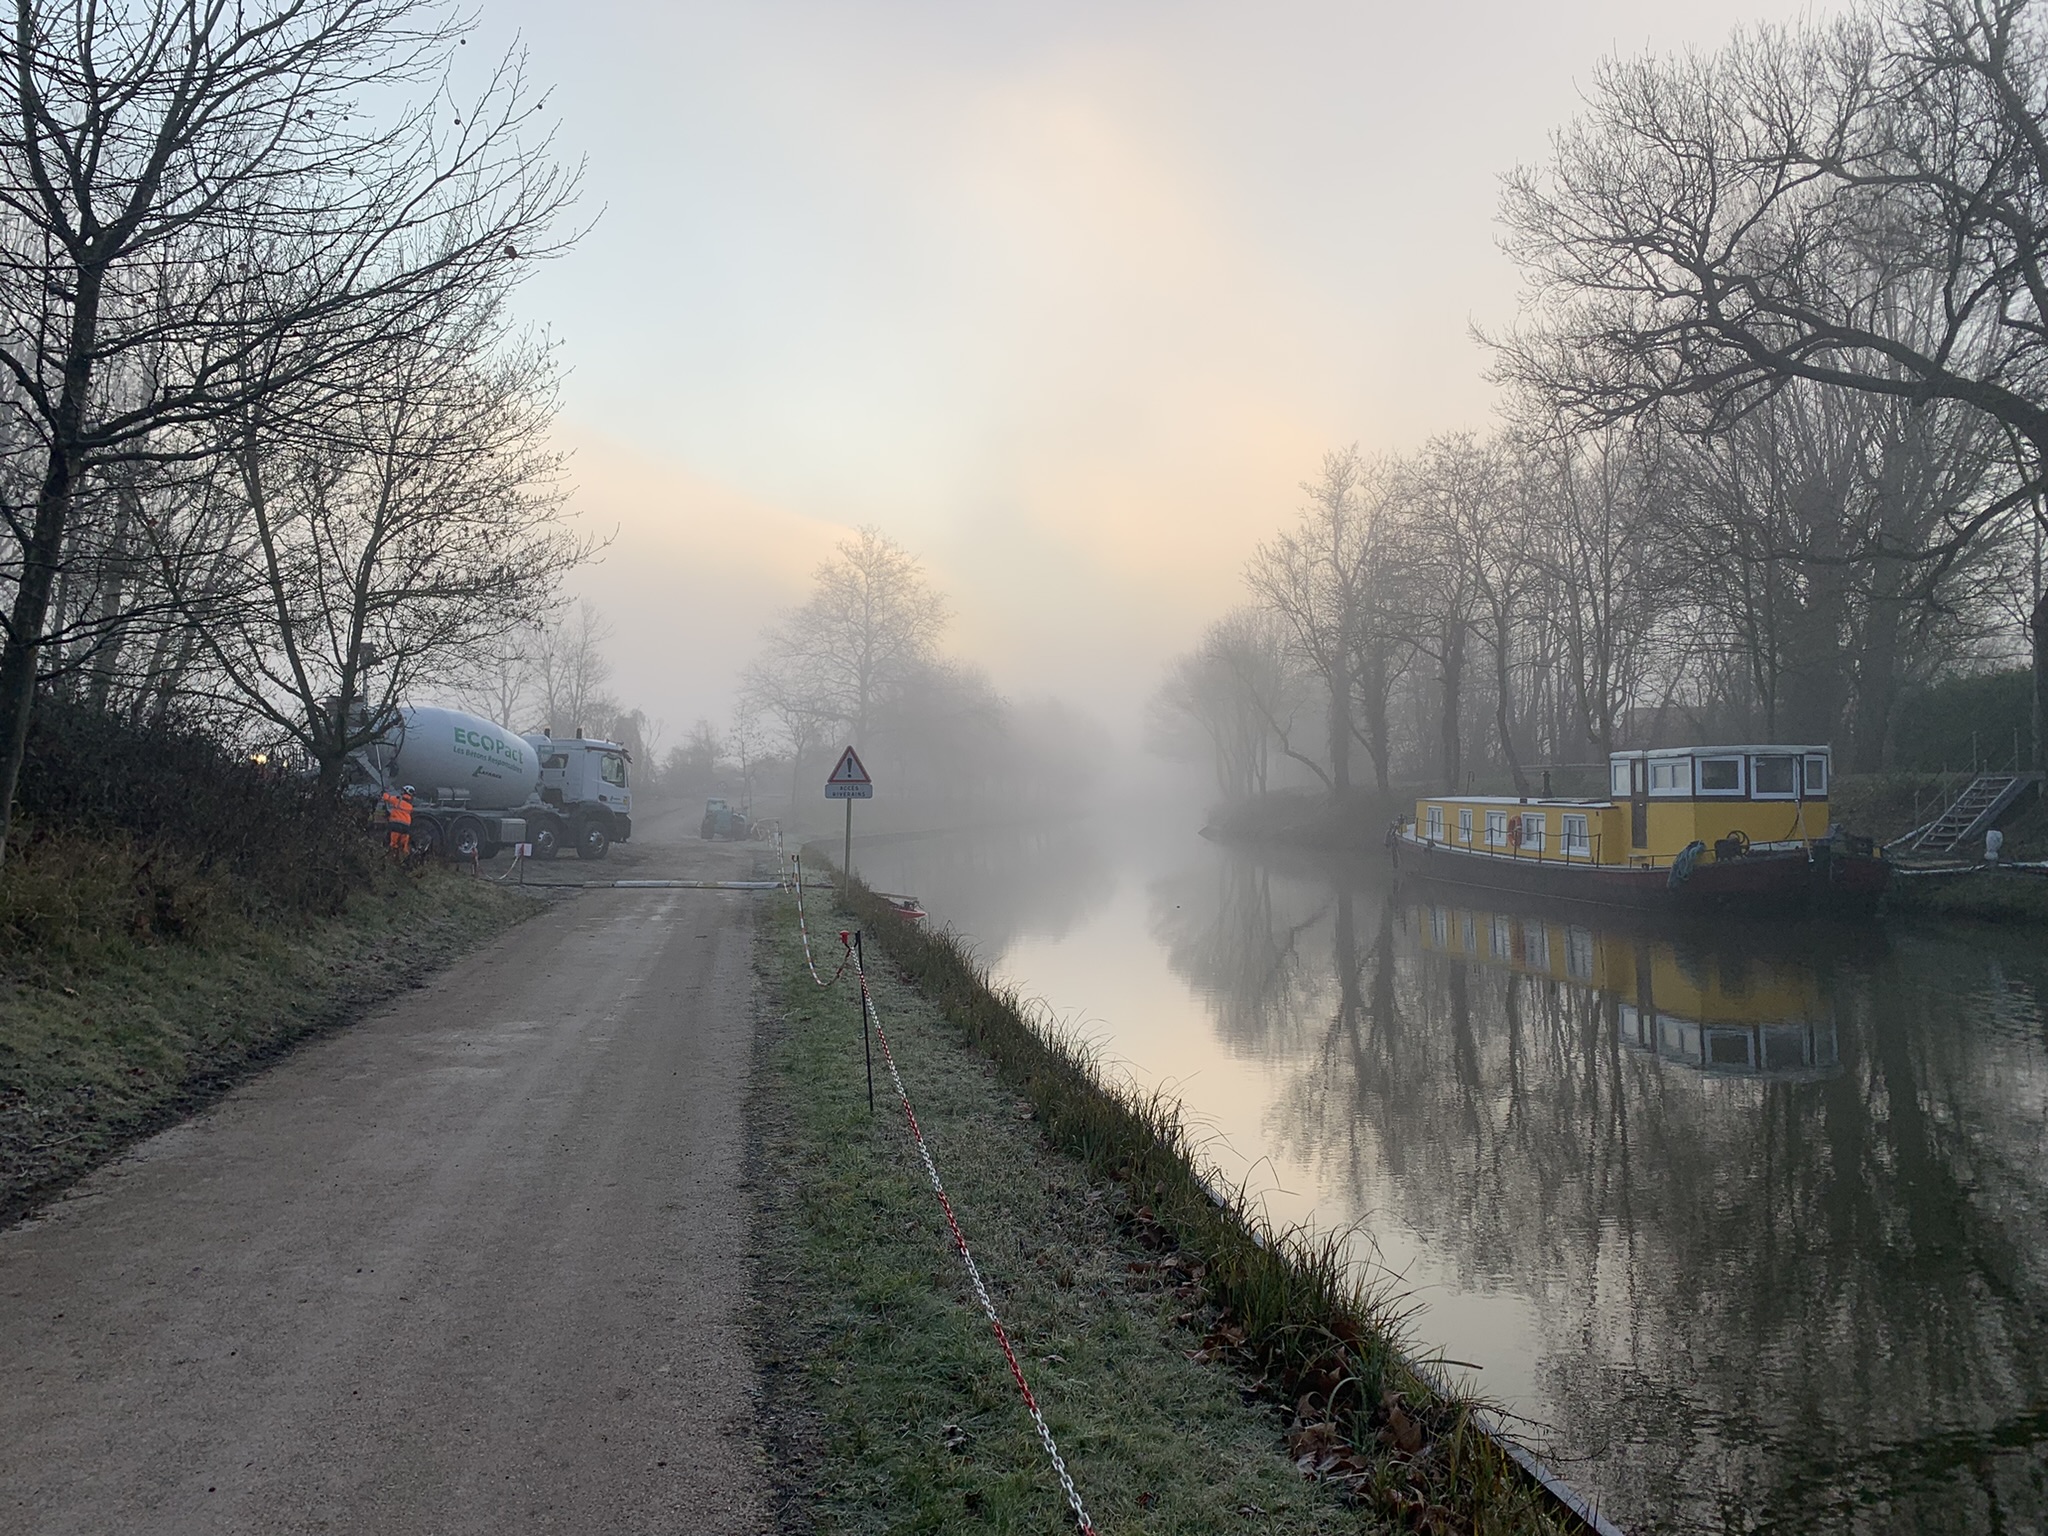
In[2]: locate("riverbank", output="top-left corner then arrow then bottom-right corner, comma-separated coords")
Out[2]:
0,836 -> 537,1223
752,877 -> 1571,1535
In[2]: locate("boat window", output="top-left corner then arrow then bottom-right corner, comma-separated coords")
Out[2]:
1562,813 -> 1590,855
1706,1029 -> 1755,1069
1485,810 -> 1508,847
1803,754 -> 1828,796
1649,759 -> 1691,794
1752,755 -> 1796,797
1520,813 -> 1546,852
1610,759 -> 1631,796
1566,926 -> 1595,980
1425,805 -> 1445,841
1698,756 -> 1744,794
1458,807 -> 1473,843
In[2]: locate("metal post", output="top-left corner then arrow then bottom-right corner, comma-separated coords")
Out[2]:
843,798 -> 852,885
855,930 -> 873,1114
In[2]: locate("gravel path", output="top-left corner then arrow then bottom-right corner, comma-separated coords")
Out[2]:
1,838 -> 769,1535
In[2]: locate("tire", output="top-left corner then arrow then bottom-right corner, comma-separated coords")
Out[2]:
481,841 -> 502,861
531,815 -> 562,861
450,816 -> 485,861
575,818 -> 610,860
699,818 -> 714,840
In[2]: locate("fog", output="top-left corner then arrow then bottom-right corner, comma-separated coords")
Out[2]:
452,0 -> 1860,805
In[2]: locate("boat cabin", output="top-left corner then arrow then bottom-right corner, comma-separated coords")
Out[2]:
1412,745 -> 1832,869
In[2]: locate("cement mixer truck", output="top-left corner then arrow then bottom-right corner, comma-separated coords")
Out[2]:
346,705 -> 632,861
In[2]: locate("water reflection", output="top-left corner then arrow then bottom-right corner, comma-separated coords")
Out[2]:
899,826 -> 2048,1534
1165,860 -> 2048,1534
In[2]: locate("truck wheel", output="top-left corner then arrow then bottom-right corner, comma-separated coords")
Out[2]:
450,816 -> 485,861
699,818 -> 714,840
575,820 -> 610,860
409,817 -> 441,859
531,818 -> 562,861
481,841 -> 502,861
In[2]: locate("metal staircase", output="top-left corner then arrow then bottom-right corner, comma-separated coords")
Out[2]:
1897,772 -> 2043,856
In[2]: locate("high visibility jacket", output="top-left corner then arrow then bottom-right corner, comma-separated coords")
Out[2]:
382,791 -> 413,827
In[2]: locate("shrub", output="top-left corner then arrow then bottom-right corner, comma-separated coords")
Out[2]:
11,695 -> 381,920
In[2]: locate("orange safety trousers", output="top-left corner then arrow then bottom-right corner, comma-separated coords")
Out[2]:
382,791 -> 413,855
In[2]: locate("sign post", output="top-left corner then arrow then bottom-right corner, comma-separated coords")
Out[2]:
824,745 -> 873,880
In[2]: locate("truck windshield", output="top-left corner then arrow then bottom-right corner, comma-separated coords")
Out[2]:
601,753 -> 628,788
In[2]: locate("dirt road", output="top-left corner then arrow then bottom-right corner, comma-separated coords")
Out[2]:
0,822 -> 773,1535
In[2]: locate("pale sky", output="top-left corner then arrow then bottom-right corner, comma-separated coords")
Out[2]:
473,0 -> 1833,747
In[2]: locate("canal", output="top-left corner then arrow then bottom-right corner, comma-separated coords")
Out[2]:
853,819 -> 2048,1535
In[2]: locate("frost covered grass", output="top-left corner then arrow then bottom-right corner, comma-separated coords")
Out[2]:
0,832 -> 534,1223
752,879 -> 1570,1534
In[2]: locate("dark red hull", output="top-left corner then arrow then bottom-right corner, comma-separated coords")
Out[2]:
1393,833 -> 1889,916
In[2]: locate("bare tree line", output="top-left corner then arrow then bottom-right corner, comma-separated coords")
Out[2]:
0,0 -> 584,866
1158,0 -> 2048,800
736,525 -> 1104,816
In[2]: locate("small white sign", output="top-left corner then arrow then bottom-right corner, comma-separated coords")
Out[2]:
825,746 -> 873,798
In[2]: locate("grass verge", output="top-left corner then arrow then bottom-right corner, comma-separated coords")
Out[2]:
755,875 -> 1570,1535
750,894 -> 1389,1535
0,828 -> 538,1223
1883,868 -> 2048,923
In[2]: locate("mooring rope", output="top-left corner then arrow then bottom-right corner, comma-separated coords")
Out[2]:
847,936 -> 1099,1536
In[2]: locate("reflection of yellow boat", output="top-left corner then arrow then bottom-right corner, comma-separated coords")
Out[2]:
1395,745 -> 1889,914
1412,898 -> 1840,1080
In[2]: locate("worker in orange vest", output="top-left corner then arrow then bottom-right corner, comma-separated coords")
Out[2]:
383,785 -> 414,855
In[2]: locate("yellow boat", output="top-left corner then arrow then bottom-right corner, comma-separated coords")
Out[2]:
1393,745 -> 1889,915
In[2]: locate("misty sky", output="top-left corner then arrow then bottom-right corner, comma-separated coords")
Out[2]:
475,0 -> 1834,750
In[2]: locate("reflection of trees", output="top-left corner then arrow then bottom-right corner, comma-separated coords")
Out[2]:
1145,852 -> 1337,1057
1161,858 -> 2048,1534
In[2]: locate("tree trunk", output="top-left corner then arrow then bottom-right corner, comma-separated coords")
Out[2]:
1326,652 -> 1353,796
1358,645 -> 1392,794
1492,623 -> 1529,796
2033,587 -> 2047,773
0,268 -> 103,868
1440,622 -> 1465,792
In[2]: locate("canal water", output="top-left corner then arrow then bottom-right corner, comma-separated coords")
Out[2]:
852,819 -> 2048,1535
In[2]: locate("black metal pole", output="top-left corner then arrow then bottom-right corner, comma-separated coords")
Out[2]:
855,930 -> 873,1114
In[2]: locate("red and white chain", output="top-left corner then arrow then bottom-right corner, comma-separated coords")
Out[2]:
786,853 -> 851,987
849,941 -> 1099,1536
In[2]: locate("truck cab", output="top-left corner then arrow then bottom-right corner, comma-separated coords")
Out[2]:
521,732 -> 633,860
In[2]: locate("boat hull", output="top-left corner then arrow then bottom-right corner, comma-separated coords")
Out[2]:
1393,833 -> 1889,916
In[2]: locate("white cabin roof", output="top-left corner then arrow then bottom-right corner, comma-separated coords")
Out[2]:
1609,745 -> 1830,761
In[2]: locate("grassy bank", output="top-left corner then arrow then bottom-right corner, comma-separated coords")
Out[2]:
0,824 -> 535,1223
754,876 -> 1569,1535
1881,868 -> 2048,923
750,899 -> 1388,1534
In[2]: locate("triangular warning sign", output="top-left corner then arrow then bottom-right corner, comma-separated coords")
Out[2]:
826,746 -> 871,785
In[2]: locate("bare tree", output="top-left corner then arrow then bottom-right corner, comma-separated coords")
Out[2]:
0,0 -> 577,860
1393,435 -> 1496,792
1247,448 -> 1404,794
190,307 -> 575,783
1495,0 -> 2048,761
534,599 -> 613,740
1149,608 -> 1313,801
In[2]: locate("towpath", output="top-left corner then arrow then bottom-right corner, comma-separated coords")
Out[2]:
0,815 -> 771,1535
